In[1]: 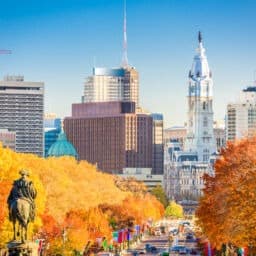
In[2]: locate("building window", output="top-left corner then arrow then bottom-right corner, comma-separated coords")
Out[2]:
203,117 -> 208,127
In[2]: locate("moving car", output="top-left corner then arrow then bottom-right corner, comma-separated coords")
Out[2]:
169,245 -> 189,254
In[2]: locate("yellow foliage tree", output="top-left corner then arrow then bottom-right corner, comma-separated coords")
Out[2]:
165,201 -> 183,218
0,144 -> 164,253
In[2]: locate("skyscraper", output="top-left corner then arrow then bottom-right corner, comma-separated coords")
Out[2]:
64,101 -> 152,173
83,67 -> 139,108
83,1 -> 139,108
0,75 -> 44,156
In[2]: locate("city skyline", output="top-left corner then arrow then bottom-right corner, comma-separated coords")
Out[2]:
0,0 -> 256,126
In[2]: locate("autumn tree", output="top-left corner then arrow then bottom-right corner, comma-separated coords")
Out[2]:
197,137 -> 256,253
165,201 -> 183,218
151,185 -> 168,208
0,144 -> 164,253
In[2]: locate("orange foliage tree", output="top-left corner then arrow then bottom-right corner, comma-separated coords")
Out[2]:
0,144 -> 164,253
197,137 -> 256,252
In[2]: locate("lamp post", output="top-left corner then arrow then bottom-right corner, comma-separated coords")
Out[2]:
62,227 -> 67,255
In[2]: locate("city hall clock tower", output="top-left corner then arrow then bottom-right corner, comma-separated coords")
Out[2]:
185,32 -> 216,162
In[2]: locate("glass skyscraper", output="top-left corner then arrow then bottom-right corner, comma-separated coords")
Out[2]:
44,113 -> 61,157
83,67 -> 139,108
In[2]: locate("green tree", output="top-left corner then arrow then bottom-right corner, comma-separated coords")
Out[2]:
151,185 -> 168,208
165,201 -> 183,218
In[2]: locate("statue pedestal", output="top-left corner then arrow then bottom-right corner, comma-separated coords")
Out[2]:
7,241 -> 39,256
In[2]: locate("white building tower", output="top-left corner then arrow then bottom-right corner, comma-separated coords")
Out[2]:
185,32 -> 216,162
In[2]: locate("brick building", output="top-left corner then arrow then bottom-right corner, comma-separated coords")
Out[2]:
64,102 -> 152,173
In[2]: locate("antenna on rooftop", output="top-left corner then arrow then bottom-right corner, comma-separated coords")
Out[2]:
121,0 -> 128,67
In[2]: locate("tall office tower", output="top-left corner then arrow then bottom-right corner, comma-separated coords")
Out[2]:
185,32 -> 216,162
83,1 -> 139,108
151,113 -> 164,174
83,67 -> 139,108
226,86 -> 256,141
0,76 -> 44,156
64,101 -> 152,173
44,113 -> 61,157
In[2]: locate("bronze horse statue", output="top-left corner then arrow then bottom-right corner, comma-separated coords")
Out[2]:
7,170 -> 37,243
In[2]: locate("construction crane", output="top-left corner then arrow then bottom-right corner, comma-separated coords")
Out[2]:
0,49 -> 11,54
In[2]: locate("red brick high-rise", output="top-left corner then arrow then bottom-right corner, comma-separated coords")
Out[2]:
64,101 -> 152,173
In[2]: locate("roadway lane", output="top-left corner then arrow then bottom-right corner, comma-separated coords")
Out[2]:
133,234 -> 169,255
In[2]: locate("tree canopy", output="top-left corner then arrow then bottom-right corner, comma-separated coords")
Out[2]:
165,201 -> 183,218
0,144 -> 164,253
151,185 -> 168,208
197,137 -> 256,251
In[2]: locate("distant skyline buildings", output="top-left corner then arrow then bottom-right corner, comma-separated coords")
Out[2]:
226,86 -> 256,141
0,1 -> 255,127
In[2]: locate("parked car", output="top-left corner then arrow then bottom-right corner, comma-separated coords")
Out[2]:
169,245 -> 189,254
150,246 -> 157,253
170,228 -> 178,235
182,221 -> 190,226
186,233 -> 194,240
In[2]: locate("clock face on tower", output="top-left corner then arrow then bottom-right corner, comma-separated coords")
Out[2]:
190,85 -> 196,96
190,119 -> 193,127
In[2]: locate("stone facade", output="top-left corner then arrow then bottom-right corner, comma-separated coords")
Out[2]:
164,33 -> 216,201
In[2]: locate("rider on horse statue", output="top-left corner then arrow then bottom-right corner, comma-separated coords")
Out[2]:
7,169 -> 37,241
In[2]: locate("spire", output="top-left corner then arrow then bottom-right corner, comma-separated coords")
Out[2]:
198,31 -> 202,44
122,0 -> 128,67
189,32 -> 210,80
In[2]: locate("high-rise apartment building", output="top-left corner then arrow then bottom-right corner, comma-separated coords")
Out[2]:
151,113 -> 164,174
83,67 -> 139,108
64,101 -> 152,173
0,76 -> 44,156
226,86 -> 256,141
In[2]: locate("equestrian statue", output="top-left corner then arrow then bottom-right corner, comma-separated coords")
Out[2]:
7,170 -> 37,243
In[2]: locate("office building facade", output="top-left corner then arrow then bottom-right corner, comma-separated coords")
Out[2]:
226,86 -> 256,141
151,113 -> 164,174
64,101 -> 152,173
0,76 -> 44,156
83,67 -> 139,108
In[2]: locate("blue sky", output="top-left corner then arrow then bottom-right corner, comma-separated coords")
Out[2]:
0,0 -> 255,126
